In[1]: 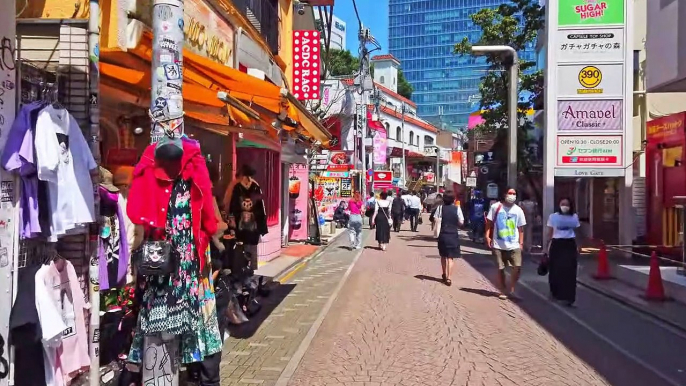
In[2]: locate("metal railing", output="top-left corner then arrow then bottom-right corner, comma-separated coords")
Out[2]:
233,0 -> 280,55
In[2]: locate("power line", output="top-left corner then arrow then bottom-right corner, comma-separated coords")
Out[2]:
351,0 -> 362,30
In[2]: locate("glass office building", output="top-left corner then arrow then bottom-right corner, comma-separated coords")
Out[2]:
388,0 -> 536,132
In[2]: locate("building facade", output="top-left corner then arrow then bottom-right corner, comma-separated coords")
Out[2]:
388,0 -> 535,131
314,10 -> 346,51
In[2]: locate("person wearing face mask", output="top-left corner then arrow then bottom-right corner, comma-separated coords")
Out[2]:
545,197 -> 581,307
485,187 -> 527,300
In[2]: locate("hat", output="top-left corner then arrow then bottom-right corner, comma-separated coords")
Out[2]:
99,167 -> 119,192
113,166 -> 134,187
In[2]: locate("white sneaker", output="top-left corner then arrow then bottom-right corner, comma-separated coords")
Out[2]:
355,245 -> 361,250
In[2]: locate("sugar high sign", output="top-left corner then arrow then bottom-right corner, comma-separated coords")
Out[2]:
292,30 -> 321,100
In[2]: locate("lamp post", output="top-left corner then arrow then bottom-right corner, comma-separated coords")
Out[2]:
470,45 -> 519,188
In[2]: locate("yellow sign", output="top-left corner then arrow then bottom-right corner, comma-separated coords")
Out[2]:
577,66 -> 603,94
185,16 -> 233,65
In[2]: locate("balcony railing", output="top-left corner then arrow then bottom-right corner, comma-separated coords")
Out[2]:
233,0 -> 280,55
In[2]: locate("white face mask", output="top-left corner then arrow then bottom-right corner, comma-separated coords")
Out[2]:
505,194 -> 516,204
560,205 -> 570,213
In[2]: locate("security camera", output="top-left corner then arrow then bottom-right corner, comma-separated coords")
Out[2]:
294,1 -> 306,15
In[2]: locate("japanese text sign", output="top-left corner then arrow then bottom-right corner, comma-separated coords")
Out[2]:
292,30 -> 321,100
556,28 -> 624,63
556,135 -> 623,167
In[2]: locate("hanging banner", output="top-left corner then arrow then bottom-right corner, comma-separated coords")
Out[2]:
313,177 -> 341,220
288,164 -> 308,241
292,30 -> 321,100
373,127 -> 387,166
448,151 -> 462,184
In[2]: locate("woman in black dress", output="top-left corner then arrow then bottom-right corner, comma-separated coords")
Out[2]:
545,197 -> 581,306
372,191 -> 392,251
431,191 -> 464,286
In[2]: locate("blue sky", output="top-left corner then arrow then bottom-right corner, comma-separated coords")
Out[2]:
333,0 -> 389,55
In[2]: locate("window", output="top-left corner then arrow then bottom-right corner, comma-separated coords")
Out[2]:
384,122 -> 390,136
416,135 -> 420,145
380,75 -> 385,84
424,135 -> 434,146
409,131 -> 414,145
396,127 -> 401,140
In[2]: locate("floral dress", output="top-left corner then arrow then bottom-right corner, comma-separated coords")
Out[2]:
128,179 -> 223,364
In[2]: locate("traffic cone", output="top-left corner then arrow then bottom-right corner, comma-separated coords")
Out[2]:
593,242 -> 612,280
645,251 -> 667,301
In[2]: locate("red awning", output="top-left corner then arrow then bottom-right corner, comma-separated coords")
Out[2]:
367,111 -> 385,132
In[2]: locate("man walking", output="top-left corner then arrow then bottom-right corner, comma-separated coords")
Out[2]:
408,191 -> 422,232
391,190 -> 405,232
485,187 -> 527,299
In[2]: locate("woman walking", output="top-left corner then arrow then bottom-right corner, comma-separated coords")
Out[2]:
372,191 -> 392,251
347,192 -> 364,249
431,191 -> 464,286
546,197 -> 581,306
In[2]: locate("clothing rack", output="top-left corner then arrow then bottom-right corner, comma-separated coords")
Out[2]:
16,239 -> 57,269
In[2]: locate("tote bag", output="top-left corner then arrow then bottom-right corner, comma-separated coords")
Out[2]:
433,205 -> 442,238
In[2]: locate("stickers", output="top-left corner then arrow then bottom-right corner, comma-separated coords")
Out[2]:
159,54 -> 173,64
155,5 -> 173,21
163,64 -> 181,80
166,83 -> 182,91
167,95 -> 183,116
160,21 -> 172,33
178,18 -> 184,31
159,37 -> 178,52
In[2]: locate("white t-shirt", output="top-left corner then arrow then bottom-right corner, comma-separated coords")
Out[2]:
408,195 -> 422,209
547,213 -> 580,239
401,194 -> 411,207
486,202 -> 527,250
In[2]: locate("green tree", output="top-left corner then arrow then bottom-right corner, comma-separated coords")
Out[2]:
454,0 -> 544,200
326,48 -> 360,76
397,69 -> 414,99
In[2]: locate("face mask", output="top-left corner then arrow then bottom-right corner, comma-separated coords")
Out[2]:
505,194 -> 516,204
560,206 -> 570,213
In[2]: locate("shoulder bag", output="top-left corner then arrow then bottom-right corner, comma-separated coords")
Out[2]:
133,229 -> 179,276
433,205 -> 443,238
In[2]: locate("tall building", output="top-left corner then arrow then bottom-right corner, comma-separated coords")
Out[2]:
314,11 -> 347,51
388,0 -> 536,131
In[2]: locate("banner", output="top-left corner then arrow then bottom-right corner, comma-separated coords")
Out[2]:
314,177 -> 342,220
292,30 -> 320,100
288,164 -> 308,241
448,151 -> 462,184
373,128 -> 387,166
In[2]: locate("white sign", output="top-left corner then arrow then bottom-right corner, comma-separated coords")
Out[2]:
466,177 -> 477,187
557,64 -> 624,97
556,135 -> 623,167
554,168 -> 625,177
486,183 -> 498,199
423,146 -> 438,157
556,28 -> 625,63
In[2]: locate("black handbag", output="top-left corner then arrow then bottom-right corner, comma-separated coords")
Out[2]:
537,254 -> 549,276
134,230 -> 178,276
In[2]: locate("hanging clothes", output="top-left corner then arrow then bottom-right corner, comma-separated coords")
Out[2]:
98,186 -> 130,290
229,180 -> 267,245
1,101 -> 45,238
128,178 -> 221,364
35,264 -> 67,386
35,105 -> 97,241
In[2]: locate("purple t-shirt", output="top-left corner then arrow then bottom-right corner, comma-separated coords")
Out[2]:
348,199 -> 363,215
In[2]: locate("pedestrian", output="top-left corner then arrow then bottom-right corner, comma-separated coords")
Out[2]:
408,191 -> 422,232
347,191 -> 364,249
546,197 -> 581,306
429,193 -> 443,230
333,201 -> 349,228
365,192 -> 377,229
391,189 -> 406,232
431,191 -> 464,286
401,190 -> 411,220
485,187 -> 527,300
372,191 -> 392,251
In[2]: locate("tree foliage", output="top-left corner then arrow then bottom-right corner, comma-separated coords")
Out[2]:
326,49 -> 360,77
454,0 -> 544,191
397,69 -> 414,99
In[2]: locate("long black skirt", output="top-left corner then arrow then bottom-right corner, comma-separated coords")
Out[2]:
375,212 -> 391,243
548,238 -> 578,303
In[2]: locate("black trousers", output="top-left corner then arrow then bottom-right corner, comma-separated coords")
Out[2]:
199,352 -> 222,386
391,213 -> 403,232
409,208 -> 420,231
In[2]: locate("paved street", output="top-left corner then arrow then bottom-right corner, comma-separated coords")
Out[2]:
220,219 -> 686,386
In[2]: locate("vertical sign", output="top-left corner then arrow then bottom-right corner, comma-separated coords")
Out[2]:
292,30 -> 320,100
372,128 -> 387,166
0,1 -> 15,384
287,164 -> 309,241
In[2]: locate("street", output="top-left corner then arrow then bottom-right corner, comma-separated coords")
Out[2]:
220,220 -> 686,386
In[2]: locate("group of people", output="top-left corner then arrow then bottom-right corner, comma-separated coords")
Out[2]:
337,186 -> 582,306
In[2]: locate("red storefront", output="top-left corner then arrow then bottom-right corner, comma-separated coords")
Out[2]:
646,112 -> 686,250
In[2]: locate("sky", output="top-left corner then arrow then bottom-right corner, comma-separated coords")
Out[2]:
332,0 -> 389,56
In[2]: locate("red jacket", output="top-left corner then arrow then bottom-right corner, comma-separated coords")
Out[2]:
127,140 -> 218,270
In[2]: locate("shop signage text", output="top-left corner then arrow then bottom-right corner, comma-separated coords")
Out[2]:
646,112 -> 685,142
559,0 -> 625,26
556,28 -> 624,63
556,135 -> 623,167
322,171 -> 349,178
366,171 -> 393,182
185,17 -> 232,64
558,100 -> 622,131
554,168 -> 625,177
557,64 -> 624,97
182,0 -> 235,65
292,30 -> 321,100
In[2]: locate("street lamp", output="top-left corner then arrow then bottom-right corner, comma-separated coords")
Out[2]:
471,45 -> 519,188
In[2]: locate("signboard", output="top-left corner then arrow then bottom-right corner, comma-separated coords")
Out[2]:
554,168 -> 625,177
423,146 -> 438,157
373,128 -> 387,165
340,178 -> 352,197
328,151 -> 348,165
292,30 -> 321,100
557,100 -> 623,131
558,0 -> 625,26
288,164 -> 308,241
366,171 -> 393,183
184,0 -> 235,65
322,171 -> 349,178
646,112 -> 685,142
466,177 -> 477,187
314,177 -> 341,220
106,148 -> 139,166
556,135 -> 623,167
557,64 -> 624,96
556,28 -> 625,63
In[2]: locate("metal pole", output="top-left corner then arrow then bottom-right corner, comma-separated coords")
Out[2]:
401,102 -> 406,188
360,90 -> 368,199
507,54 -> 519,189
436,148 -> 440,191
142,0 -> 185,383
87,2 -> 101,385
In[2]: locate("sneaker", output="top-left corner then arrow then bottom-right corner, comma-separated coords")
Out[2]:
355,245 -> 361,250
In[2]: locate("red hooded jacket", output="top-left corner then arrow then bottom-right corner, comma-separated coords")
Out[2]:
127,140 -> 218,270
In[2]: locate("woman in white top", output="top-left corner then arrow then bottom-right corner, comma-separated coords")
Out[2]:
546,197 -> 581,306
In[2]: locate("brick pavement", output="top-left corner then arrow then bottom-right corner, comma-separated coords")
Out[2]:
219,231 -> 365,385
288,222 -> 612,386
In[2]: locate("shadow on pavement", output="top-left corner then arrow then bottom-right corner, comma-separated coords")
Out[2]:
227,281 -> 296,339
459,287 -> 500,298
414,274 -> 443,283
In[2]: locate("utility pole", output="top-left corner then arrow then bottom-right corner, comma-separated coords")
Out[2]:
143,0 -> 185,383
435,148 -> 440,191
400,102 -> 406,189
87,2 -> 101,385
357,26 -> 377,199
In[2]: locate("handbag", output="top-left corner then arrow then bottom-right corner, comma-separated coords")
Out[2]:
537,254 -> 549,276
433,205 -> 442,238
133,229 -> 178,276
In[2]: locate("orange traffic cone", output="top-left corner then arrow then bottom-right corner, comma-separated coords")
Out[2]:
645,251 -> 667,301
593,242 -> 612,280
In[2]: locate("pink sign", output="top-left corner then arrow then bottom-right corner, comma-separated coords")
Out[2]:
373,129 -> 387,165
558,100 -> 623,131
288,164 -> 309,241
